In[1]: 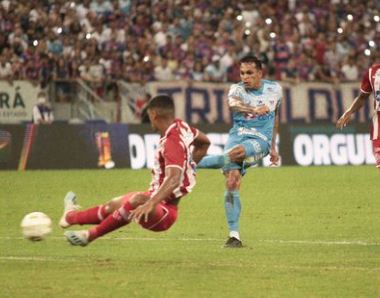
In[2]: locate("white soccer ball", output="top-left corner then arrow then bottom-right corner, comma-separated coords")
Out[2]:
21,212 -> 52,241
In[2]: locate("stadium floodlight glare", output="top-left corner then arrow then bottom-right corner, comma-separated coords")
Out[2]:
143,56 -> 150,62
245,21 -> 251,28
33,40 -> 38,47
337,27 -> 343,34
269,32 -> 276,39
369,40 -> 375,48
374,15 -> 380,22
347,14 -> 353,21
236,15 -> 243,21
364,49 -> 371,56
265,18 -> 272,25
57,27 -> 63,34
85,33 -> 92,39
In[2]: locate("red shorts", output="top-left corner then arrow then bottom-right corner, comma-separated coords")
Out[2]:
121,192 -> 178,232
373,139 -> 380,168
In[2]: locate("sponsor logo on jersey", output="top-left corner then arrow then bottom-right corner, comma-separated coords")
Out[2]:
237,127 -> 268,142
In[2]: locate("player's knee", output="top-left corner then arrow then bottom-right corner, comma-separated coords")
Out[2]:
104,200 -> 118,214
228,146 -> 246,162
104,198 -> 121,214
227,181 -> 240,190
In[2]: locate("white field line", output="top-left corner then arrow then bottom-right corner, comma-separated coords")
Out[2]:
1,256 -> 379,273
261,239 -> 380,246
0,256 -> 73,262
0,236 -> 379,246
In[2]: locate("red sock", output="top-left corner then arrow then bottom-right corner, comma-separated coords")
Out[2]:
66,205 -> 108,225
89,201 -> 134,241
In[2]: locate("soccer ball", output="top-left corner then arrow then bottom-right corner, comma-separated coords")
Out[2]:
21,212 -> 52,241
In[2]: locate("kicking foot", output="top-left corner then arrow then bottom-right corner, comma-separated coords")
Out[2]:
64,230 -> 89,247
59,191 -> 80,228
223,237 -> 243,248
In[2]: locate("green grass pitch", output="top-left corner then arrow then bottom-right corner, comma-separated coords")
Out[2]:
1,166 -> 379,297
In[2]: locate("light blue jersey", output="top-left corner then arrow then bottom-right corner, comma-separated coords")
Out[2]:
228,80 -> 282,145
224,80 -> 282,171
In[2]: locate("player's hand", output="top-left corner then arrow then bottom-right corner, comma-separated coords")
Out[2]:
254,105 -> 270,116
269,148 -> 280,166
336,112 -> 351,129
129,201 -> 156,223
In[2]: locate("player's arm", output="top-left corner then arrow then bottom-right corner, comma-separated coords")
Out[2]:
229,96 -> 269,115
336,92 -> 370,129
129,166 -> 182,223
269,106 -> 280,165
192,130 -> 210,164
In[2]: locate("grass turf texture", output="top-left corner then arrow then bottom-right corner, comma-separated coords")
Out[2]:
1,166 -> 379,297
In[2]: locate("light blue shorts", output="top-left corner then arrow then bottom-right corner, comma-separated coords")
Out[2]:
224,131 -> 270,174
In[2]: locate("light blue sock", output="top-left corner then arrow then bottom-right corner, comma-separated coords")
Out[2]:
224,190 -> 241,233
197,155 -> 225,169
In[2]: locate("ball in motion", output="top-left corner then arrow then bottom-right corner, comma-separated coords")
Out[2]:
21,212 -> 52,241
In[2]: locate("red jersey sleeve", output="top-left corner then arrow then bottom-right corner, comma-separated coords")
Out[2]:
163,135 -> 186,168
360,68 -> 372,94
190,126 -> 199,139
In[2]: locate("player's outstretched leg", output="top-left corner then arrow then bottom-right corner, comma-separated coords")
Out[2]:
59,192 -> 132,228
59,191 -> 109,228
197,154 -> 231,169
198,145 -> 248,171
64,202 -> 133,246
64,192 -> 149,246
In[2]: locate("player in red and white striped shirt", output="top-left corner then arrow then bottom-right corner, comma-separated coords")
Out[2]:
61,95 -> 210,246
337,62 -> 380,170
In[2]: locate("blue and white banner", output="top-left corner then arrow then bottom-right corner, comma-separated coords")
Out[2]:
0,80 -> 371,125
132,81 -> 372,124
280,124 -> 375,166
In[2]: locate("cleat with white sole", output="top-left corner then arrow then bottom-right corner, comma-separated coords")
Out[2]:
64,230 -> 89,246
223,237 -> 243,248
59,191 -> 80,228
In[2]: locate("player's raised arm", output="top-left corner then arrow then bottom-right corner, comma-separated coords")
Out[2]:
192,130 -> 210,164
336,92 -> 370,129
270,105 -> 280,165
151,166 -> 182,204
229,96 -> 269,115
129,166 -> 182,223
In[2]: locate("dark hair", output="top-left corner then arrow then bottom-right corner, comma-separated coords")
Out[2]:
239,55 -> 262,70
147,94 -> 175,116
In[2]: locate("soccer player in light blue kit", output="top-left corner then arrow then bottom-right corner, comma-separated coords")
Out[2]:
198,55 -> 282,247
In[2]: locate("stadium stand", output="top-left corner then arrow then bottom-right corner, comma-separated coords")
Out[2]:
0,0 -> 379,91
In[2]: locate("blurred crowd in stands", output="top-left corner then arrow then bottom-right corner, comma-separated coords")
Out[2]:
0,0 -> 379,92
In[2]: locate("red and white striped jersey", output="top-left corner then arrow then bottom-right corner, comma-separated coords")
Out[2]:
361,63 -> 380,140
148,119 -> 199,202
